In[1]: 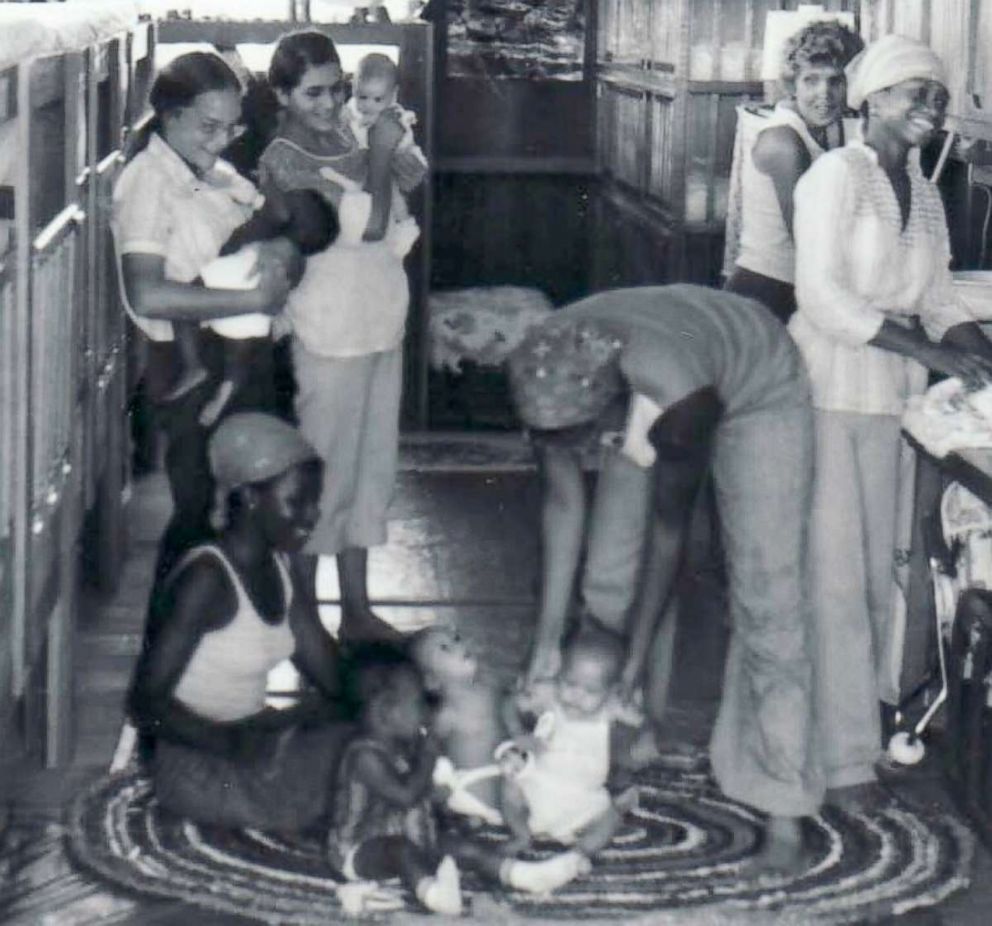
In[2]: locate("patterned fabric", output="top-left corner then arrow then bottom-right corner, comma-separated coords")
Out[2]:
428,287 -> 554,373
326,735 -> 438,873
260,136 -> 410,358
69,756 -> 976,923
904,377 -> 992,458
112,133 -> 262,342
259,136 -> 366,209
506,317 -> 624,430
208,411 -> 318,494
563,285 -> 807,419
791,140 -> 974,415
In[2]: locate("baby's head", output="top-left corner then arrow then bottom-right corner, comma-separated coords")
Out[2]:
409,625 -> 478,692
346,643 -> 431,743
555,620 -> 626,719
352,53 -> 399,126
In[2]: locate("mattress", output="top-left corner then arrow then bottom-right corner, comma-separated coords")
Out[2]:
0,1 -> 148,72
0,2 -> 151,185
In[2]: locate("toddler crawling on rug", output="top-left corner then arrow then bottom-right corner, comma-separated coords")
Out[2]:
412,622 -> 640,869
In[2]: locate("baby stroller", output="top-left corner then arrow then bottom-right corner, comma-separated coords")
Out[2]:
887,478 -> 992,772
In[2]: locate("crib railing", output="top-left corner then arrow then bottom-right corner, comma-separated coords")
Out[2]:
30,207 -> 81,521
0,231 -> 16,713
2,27 -> 138,763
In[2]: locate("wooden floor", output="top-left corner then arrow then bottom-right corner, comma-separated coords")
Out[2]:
2,465 -> 992,924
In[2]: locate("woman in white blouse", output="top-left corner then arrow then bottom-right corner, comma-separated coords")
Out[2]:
791,35 -> 992,809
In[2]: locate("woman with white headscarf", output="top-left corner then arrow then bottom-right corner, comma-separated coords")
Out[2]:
790,34 -> 992,808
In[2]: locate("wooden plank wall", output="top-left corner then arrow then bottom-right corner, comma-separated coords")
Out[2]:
864,0 -> 991,141
597,0 -> 859,221
595,0 -> 857,284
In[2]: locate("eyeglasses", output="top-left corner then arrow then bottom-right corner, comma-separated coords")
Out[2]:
197,119 -> 247,141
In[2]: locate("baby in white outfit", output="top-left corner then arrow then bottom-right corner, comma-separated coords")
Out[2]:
338,52 -> 426,259
502,622 -> 639,857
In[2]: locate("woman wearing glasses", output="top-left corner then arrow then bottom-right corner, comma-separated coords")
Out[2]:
114,51 -> 305,589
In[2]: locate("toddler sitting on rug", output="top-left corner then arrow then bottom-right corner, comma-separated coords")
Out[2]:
326,646 -> 591,914
413,622 -> 640,870
501,622 -> 640,860
410,625 -> 514,828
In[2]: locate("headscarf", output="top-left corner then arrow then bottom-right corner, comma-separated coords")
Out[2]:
209,412 -> 319,495
846,34 -> 947,110
506,318 -> 625,431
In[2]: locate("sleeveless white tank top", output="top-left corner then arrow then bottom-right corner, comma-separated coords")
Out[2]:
736,103 -> 826,284
172,545 -> 295,722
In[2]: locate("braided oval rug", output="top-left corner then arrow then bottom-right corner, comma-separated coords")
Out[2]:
66,755 -> 974,925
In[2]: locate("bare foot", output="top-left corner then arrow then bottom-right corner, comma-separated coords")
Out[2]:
742,816 -> 813,879
198,379 -> 236,428
339,607 -> 405,645
825,781 -> 892,814
162,366 -> 209,404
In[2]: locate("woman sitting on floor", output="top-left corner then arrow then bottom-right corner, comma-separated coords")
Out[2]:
128,412 -> 355,832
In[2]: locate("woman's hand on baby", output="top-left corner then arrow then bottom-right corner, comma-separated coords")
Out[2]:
523,646 -> 561,689
249,252 -> 293,312
259,182 -> 292,227
618,660 -> 643,706
367,109 -> 405,152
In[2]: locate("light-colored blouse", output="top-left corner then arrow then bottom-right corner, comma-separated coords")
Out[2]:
791,140 -> 973,416
259,136 -> 410,358
112,132 -> 261,342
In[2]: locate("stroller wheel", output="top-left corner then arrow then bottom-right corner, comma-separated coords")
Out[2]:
887,730 -> 926,766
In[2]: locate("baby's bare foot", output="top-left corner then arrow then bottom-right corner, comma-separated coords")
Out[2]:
198,380 -> 236,428
163,366 -> 209,404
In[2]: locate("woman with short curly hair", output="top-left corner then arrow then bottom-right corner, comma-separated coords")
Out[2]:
725,20 -> 863,324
